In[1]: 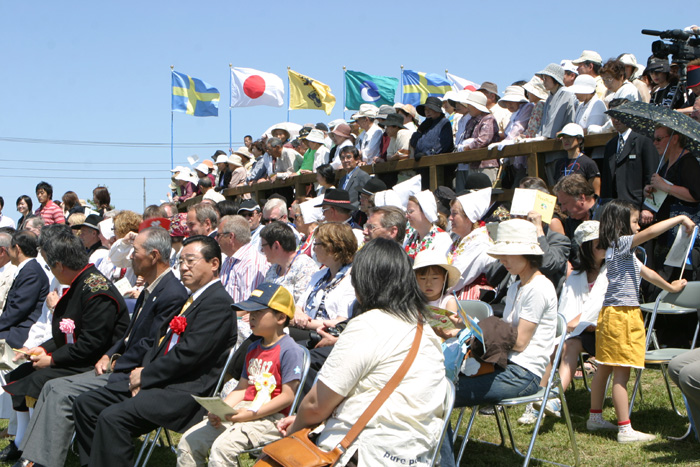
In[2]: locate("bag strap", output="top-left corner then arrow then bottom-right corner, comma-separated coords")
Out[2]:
337,320 -> 423,451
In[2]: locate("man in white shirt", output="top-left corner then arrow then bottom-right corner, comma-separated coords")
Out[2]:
572,50 -> 607,100
0,198 -> 15,229
352,104 -> 382,164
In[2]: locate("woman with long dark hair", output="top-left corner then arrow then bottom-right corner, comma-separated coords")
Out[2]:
15,195 -> 33,229
276,238 -> 448,466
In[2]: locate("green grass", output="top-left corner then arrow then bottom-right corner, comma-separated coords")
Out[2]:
0,370 -> 697,466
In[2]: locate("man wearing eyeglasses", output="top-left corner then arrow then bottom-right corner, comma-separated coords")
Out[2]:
73,235 -> 237,467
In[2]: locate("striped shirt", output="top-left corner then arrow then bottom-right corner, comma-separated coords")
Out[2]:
35,200 -> 65,225
220,242 -> 270,303
603,235 -> 641,307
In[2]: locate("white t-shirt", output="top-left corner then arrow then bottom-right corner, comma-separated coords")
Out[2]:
297,267 -> 355,320
502,274 -> 558,378
317,309 -> 448,467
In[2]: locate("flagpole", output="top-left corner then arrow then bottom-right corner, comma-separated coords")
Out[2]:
170,65 -> 174,170
400,65 -> 404,104
229,63 -> 233,152
286,66 -> 291,122
342,66 -> 347,120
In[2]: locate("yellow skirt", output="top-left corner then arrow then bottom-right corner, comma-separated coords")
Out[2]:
595,306 -> 645,369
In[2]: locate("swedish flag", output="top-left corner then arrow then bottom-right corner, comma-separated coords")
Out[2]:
401,70 -> 452,106
172,71 -> 220,117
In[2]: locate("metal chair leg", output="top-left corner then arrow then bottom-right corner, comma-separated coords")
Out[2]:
661,364 -> 684,416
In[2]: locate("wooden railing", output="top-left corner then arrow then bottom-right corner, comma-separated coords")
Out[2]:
180,133 -> 615,210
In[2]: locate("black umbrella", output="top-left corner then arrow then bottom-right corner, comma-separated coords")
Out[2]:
606,101 -> 700,152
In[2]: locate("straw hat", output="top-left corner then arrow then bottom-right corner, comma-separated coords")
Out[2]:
352,103 -> 379,120
232,146 -> 251,160
487,219 -> 544,257
412,250 -> 461,289
228,154 -> 244,167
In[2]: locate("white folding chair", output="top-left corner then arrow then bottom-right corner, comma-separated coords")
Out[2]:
428,379 -> 456,467
135,345 -> 239,467
629,282 -> 700,417
456,314 -> 580,467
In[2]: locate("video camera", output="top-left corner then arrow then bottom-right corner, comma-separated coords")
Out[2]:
642,28 -> 700,63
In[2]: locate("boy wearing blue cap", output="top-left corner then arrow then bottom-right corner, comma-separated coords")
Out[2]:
177,283 -> 304,467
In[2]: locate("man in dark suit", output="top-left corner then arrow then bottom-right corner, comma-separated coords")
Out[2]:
13,227 -> 188,467
0,225 -> 128,463
73,235 -> 236,467
338,146 -> 370,209
0,230 -> 49,349
601,98 -> 659,225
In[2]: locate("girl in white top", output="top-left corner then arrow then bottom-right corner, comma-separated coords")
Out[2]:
412,250 -> 460,340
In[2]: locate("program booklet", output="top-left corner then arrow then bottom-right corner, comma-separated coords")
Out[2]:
509,188 -> 557,224
427,306 -> 457,331
192,395 -> 238,419
665,225 -> 698,268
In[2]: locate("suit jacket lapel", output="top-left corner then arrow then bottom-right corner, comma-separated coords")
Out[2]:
151,289 -> 207,358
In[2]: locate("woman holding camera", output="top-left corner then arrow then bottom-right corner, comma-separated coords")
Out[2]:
293,222 -> 357,334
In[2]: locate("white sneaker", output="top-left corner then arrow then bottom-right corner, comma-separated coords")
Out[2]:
534,398 -> 561,418
586,418 -> 618,431
617,429 -> 657,443
518,403 -> 540,425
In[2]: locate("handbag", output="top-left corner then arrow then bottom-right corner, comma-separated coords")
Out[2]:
254,321 -> 424,467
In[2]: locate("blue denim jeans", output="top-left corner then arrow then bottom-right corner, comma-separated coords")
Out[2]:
438,364 -> 541,466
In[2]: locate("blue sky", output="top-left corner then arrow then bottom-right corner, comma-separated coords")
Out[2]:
0,0 -> 691,218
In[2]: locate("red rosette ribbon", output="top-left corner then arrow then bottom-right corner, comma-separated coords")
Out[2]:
165,316 -> 187,354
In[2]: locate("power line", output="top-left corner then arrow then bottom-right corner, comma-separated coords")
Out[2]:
0,166 -> 167,173
0,175 -> 171,180
0,158 -> 191,166
0,136 -> 243,148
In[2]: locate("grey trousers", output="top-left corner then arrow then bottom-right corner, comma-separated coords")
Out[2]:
669,347 -> 700,436
19,370 -> 109,467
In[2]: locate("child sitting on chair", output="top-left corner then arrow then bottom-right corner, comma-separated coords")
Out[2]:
177,283 -> 304,467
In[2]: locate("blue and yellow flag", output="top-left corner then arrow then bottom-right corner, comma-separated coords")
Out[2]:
345,70 -> 398,110
172,71 -> 220,117
401,70 -> 452,106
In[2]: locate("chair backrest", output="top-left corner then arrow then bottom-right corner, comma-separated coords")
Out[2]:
427,379 -> 456,467
289,345 -> 311,415
213,346 -> 237,397
457,300 -> 493,322
661,281 -> 700,310
544,314 -> 567,390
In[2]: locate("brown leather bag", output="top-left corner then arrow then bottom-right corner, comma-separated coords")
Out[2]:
254,321 -> 424,467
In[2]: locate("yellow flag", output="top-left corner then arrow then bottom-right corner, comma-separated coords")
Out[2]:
288,69 -> 336,115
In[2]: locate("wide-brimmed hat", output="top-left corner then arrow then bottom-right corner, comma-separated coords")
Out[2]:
416,96 -> 443,117
175,168 -> 197,184
498,86 -> 528,106
328,118 -> 346,130
139,217 -> 171,232
618,54 -> 641,72
376,104 -> 396,120
332,123 -> 352,139
479,81 -> 499,97
361,178 -> 387,196
560,60 -> 578,75
413,190 -> 438,224
448,90 -> 472,108
228,154 -> 243,167
202,160 -> 214,169
412,250 -> 461,290
557,123 -> 584,139
536,63 -> 565,86
394,103 -> 417,119
352,103 -> 379,120
215,155 -> 229,165
487,219 -> 544,257
238,199 -> 260,213
456,187 -> 492,224
270,126 -> 291,140
194,163 -> 209,175
523,76 -> 549,100
565,74 -> 597,95
71,214 -> 103,231
170,165 -> 186,174
574,220 -> 599,246
233,146 -> 251,160
232,283 -> 295,319
465,92 -> 489,113
572,50 -> 603,66
383,113 -> 406,129
315,189 -> 353,209
304,129 -> 326,144
442,91 -> 459,106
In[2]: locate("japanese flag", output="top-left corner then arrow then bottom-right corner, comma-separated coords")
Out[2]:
230,67 -> 285,108
446,72 -> 479,92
